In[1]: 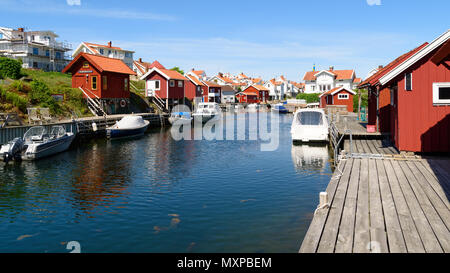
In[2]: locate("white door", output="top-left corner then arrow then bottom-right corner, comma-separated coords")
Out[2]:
147,80 -> 155,97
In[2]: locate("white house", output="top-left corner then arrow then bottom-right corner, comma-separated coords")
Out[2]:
0,27 -> 71,71
302,66 -> 360,94
264,79 -> 285,100
187,69 -> 207,81
221,85 -> 236,103
72,41 -> 134,69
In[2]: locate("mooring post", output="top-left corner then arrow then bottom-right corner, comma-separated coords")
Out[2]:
319,192 -> 328,207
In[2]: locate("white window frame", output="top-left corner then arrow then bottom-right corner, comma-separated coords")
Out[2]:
405,72 -> 412,91
338,93 -> 349,100
169,80 -> 175,87
178,80 -> 183,87
154,80 -> 161,90
432,82 -> 450,105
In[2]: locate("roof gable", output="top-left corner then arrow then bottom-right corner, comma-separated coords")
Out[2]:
319,86 -> 356,97
62,53 -> 136,75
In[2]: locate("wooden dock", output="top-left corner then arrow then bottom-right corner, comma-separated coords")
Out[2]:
299,155 -> 450,253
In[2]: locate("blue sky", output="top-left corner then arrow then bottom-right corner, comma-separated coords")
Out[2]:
1,0 -> 449,81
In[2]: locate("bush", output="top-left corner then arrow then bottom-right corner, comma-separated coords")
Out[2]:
0,57 -> 22,80
0,86 -> 28,112
353,89 -> 368,113
296,93 -> 321,103
9,80 -> 30,93
29,79 -> 60,114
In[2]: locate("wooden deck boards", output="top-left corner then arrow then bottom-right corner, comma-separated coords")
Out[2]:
299,157 -> 450,253
343,139 -> 399,155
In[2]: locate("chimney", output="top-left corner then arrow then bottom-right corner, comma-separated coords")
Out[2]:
329,66 -> 334,71
192,68 -> 195,71
17,28 -> 24,32
219,72 -> 223,77
378,65 -> 383,69
139,58 -> 142,62
108,41 -> 112,47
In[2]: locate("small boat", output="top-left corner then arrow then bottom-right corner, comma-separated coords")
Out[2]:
0,125 -> 75,162
192,102 -> 221,123
106,115 -> 150,139
291,108 -> 329,142
168,112 -> 192,125
247,103 -> 259,112
271,103 -> 289,114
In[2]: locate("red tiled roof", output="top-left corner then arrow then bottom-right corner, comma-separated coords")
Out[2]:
359,42 -> 429,88
159,68 -> 187,80
251,84 -> 269,91
192,70 -> 205,76
202,81 -> 222,88
353,77 -> 362,83
215,74 -> 234,83
149,60 -> 166,70
303,69 -> 354,81
319,86 -> 355,97
84,42 -> 125,51
185,74 -> 204,86
62,52 -> 136,75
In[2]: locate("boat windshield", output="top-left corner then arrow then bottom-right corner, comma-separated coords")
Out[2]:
298,111 -> 323,125
50,126 -> 67,138
23,126 -> 47,142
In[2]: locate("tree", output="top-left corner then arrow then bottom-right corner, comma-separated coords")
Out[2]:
0,57 -> 22,80
170,66 -> 184,75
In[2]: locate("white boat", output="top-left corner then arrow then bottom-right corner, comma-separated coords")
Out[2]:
271,103 -> 289,113
291,108 -> 329,142
291,144 -> 329,170
247,103 -> 259,112
106,115 -> 150,139
168,112 -> 192,126
0,125 -> 75,162
192,102 -> 221,123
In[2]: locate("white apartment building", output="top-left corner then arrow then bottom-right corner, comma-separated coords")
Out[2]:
0,27 -> 72,72
302,66 -> 361,94
72,41 -> 134,69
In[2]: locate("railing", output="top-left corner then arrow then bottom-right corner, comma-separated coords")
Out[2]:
330,121 -> 353,166
78,87 -> 106,117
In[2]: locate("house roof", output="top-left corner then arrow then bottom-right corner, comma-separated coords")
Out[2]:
191,70 -> 205,76
379,29 -> 450,85
303,69 -> 354,81
202,81 -> 222,88
358,42 -> 429,88
239,90 -> 258,96
185,74 -> 204,86
215,74 -> 234,83
62,52 -> 136,75
319,86 -> 356,97
250,84 -> 269,91
353,77 -> 362,83
431,39 -> 450,64
140,67 -> 187,81
221,85 -> 235,92
238,73 -> 249,79
269,79 -> 283,86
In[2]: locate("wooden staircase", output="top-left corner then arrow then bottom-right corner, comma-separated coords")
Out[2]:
79,87 -> 107,117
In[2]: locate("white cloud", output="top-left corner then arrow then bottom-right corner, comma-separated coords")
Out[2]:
366,0 -> 381,6
66,0 -> 81,6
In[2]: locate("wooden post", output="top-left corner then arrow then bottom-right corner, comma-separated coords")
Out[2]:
319,192 -> 328,207
357,89 -> 362,120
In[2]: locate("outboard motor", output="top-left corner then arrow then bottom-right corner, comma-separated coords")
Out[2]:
2,137 -> 24,163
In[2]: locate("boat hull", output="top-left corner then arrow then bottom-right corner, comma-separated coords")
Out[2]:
168,117 -> 193,125
106,122 -> 149,139
22,133 -> 76,161
192,114 -> 219,123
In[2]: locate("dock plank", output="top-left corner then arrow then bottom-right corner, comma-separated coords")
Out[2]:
369,159 -> 389,253
317,158 -> 354,253
413,160 -> 450,210
391,160 -> 443,253
353,158 -> 371,253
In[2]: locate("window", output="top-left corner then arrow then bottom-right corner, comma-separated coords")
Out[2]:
432,82 -> 450,105
124,78 -> 129,90
99,48 -> 104,55
170,80 -> 175,87
210,88 -> 215,93
298,111 -> 323,126
154,80 -> 160,90
33,47 -> 39,55
338,94 -> 349,99
83,61 -> 89,68
91,76 -> 97,90
55,52 -> 61,59
125,52 -> 132,58
327,85 -> 331,90
311,86 -> 315,91
45,50 -> 49,57
102,76 -> 107,90
0,33 -> 3,39
405,73 -> 412,91
178,80 -> 183,87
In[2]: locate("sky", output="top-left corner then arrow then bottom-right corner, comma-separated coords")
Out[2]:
1,0 -> 449,81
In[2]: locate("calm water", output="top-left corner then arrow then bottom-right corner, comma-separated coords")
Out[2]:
0,113 -> 333,253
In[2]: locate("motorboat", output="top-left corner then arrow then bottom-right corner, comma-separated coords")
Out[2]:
271,103 -> 289,114
106,115 -> 150,139
192,102 -> 221,123
291,144 -> 330,170
291,108 -> 329,142
247,103 -> 259,112
168,112 -> 192,125
0,125 -> 75,162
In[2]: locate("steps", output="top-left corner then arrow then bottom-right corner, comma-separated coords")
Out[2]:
78,87 -> 106,117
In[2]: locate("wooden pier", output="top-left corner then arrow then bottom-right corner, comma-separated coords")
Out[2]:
300,118 -> 450,253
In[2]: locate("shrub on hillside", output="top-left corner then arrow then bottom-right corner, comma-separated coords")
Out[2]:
296,93 -> 320,103
0,86 -> 28,112
0,57 -> 22,80
9,80 -> 31,93
29,79 -> 60,114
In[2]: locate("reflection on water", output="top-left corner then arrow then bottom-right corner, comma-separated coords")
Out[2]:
0,114 -> 333,253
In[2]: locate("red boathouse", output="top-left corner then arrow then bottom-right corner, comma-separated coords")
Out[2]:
185,74 -> 204,105
236,85 -> 269,103
319,86 -> 355,112
62,52 -> 136,114
359,30 -> 450,153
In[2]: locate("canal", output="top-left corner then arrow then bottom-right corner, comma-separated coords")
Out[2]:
0,113 -> 333,253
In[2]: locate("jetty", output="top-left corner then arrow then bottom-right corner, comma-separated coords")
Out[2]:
0,113 -> 168,145
300,115 -> 450,253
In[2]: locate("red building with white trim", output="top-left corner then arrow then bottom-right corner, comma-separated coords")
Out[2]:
62,52 -> 136,114
236,85 -> 269,103
319,86 -> 355,112
201,81 -> 222,103
185,74 -> 204,105
359,30 -> 450,153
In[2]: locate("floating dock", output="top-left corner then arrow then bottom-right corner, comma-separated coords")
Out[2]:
300,117 -> 450,253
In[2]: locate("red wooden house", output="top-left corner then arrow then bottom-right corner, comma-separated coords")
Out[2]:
319,86 -> 355,112
237,85 -> 269,103
201,81 -> 222,103
359,30 -> 450,153
62,52 -> 136,114
140,64 -> 188,110
185,74 -> 204,105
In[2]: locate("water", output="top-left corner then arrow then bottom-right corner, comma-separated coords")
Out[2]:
0,113 -> 333,253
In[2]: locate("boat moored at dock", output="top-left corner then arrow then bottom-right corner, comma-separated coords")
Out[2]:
106,115 -> 150,139
271,103 -> 289,114
291,108 -> 329,142
192,102 -> 221,123
168,112 -> 193,125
